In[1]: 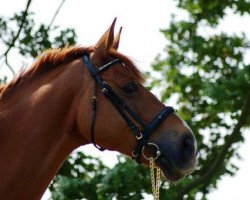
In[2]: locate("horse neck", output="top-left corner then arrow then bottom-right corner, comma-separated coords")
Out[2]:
0,59 -> 88,199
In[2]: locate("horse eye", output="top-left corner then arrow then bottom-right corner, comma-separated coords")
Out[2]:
122,82 -> 138,94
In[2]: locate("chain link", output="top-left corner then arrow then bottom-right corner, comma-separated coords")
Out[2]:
149,158 -> 161,200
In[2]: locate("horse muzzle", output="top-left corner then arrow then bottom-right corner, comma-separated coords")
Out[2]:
142,133 -> 197,182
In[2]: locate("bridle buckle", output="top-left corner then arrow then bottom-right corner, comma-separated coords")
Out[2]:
132,150 -> 139,158
102,88 -> 108,94
136,132 -> 143,140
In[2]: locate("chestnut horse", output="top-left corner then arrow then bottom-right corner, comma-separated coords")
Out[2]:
0,20 -> 197,199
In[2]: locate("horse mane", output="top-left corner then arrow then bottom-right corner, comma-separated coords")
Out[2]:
0,46 -> 143,98
0,84 -> 5,93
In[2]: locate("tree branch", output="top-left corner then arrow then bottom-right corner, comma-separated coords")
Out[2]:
48,0 -> 66,30
174,90 -> 250,200
5,56 -> 15,75
0,0 -> 32,75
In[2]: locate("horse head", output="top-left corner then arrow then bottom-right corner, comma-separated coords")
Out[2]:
78,19 -> 197,182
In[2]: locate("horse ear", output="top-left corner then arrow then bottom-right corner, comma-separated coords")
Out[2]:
95,18 -> 116,54
113,27 -> 122,50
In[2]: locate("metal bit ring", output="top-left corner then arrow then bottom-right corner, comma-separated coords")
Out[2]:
142,143 -> 161,161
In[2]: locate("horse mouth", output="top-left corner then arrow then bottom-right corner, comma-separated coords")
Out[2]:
155,156 -> 184,182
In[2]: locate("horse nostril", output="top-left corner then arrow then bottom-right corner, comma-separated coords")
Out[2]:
181,135 -> 195,159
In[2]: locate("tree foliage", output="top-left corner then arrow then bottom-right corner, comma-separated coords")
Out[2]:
177,0 -> 250,26
147,0 -> 250,199
0,0 -> 76,75
50,153 -> 152,200
1,0 -> 250,200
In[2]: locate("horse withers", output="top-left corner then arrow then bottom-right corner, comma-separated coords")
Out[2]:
0,19 -> 197,199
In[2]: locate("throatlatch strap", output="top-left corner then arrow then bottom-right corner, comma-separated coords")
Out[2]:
90,82 -> 105,151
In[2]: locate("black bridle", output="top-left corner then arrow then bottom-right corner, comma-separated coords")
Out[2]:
82,54 -> 174,163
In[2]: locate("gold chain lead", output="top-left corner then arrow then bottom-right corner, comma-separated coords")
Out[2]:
149,158 -> 161,200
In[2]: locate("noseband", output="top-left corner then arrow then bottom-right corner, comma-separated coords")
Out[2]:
82,54 -> 174,163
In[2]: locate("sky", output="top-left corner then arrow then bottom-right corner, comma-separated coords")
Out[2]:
1,0 -> 250,199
